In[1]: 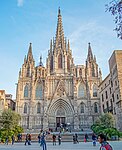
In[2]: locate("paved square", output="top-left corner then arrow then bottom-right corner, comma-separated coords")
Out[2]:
0,141 -> 122,150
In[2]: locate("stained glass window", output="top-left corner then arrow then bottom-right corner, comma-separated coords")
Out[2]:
94,102 -> 98,113
35,84 -> 43,99
24,85 -> 29,98
24,103 -> 27,113
37,103 -> 41,113
78,84 -> 85,98
81,103 -> 85,113
93,84 -> 97,97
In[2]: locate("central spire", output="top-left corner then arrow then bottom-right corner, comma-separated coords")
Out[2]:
87,42 -> 93,61
55,7 -> 65,49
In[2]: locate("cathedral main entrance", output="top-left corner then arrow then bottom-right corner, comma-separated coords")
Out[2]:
56,117 -> 65,127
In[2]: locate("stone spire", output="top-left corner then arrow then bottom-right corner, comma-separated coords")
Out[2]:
94,55 -> 96,62
68,39 -> 70,51
27,43 -> 33,62
24,55 -> 26,64
87,42 -> 93,61
55,7 -> 65,49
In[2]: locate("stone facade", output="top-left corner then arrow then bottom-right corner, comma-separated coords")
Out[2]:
99,50 -> 122,131
0,90 -> 8,116
16,8 -> 102,131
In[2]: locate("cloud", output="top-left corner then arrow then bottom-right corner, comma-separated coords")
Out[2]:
17,0 -> 24,7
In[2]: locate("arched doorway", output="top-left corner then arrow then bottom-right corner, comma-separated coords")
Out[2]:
48,99 -> 74,129
56,108 -> 65,127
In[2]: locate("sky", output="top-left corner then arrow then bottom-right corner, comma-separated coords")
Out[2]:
0,0 -> 122,99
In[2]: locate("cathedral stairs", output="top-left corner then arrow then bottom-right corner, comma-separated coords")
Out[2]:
21,131 -> 93,142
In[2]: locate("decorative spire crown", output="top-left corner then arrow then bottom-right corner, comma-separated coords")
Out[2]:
87,42 -> 93,61
55,7 -> 65,49
27,43 -> 33,61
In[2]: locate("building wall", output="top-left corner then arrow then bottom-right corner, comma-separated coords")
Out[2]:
99,50 -> 122,131
0,90 -> 8,115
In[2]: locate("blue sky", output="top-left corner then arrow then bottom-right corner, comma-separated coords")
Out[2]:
0,0 -> 122,99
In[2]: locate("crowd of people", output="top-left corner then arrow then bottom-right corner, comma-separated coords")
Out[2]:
3,130 -> 113,150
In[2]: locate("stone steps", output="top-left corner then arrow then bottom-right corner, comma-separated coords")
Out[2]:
20,132 -> 93,142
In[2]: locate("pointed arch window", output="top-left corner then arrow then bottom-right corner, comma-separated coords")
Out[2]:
78,84 -> 86,98
27,66 -> 30,77
50,55 -> 53,71
93,84 -> 97,97
94,102 -> 98,113
24,85 -> 29,98
81,102 -> 85,113
58,54 -> 62,68
35,84 -> 43,99
67,56 -> 70,71
24,103 -> 27,114
79,68 -> 82,76
37,103 -> 41,113
92,64 -> 95,77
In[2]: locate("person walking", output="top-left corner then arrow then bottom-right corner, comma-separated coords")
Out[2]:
5,136 -> 8,145
28,134 -> 31,145
25,134 -> 28,146
52,133 -> 56,145
73,134 -> 76,144
92,133 -> 96,146
98,133 -> 113,150
40,132 -> 47,150
84,133 -> 88,142
38,134 -> 41,143
75,133 -> 79,143
11,135 -> 15,145
58,133 -> 61,145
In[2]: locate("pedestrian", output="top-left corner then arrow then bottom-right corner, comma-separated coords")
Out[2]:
98,133 -> 113,150
40,132 -> 47,150
58,133 -> 61,145
73,134 -> 76,144
28,134 -> 31,145
52,133 -> 56,145
38,134 -> 41,143
84,133 -> 88,142
11,135 -> 15,145
75,133 -> 79,143
92,133 -> 96,146
5,136 -> 8,145
25,134 -> 28,145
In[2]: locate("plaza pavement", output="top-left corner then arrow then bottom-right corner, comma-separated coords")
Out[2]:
0,141 -> 122,150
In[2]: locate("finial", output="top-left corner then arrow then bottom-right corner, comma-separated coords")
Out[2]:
58,7 -> 61,15
39,55 -> 43,66
68,39 -> 70,50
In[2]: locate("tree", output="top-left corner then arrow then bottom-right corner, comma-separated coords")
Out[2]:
106,0 -> 122,40
2,109 -> 21,130
91,113 -> 119,139
99,113 -> 115,128
0,109 -> 23,142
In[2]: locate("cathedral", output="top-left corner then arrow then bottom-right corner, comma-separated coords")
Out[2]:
16,8 -> 102,131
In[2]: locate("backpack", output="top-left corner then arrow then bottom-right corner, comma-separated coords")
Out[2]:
100,143 -> 113,150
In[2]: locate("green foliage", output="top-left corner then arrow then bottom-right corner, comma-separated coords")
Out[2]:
99,113 -> 115,128
0,109 -> 23,142
2,109 -> 21,130
91,113 -> 120,139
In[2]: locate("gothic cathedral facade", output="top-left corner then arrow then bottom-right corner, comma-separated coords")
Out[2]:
16,8 -> 102,131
